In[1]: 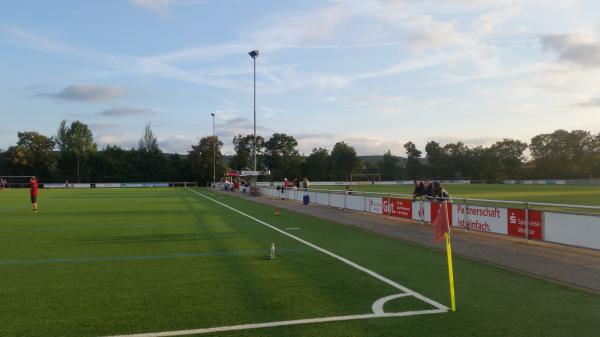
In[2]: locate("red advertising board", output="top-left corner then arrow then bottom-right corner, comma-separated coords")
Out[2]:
431,201 -> 453,225
382,198 -> 412,219
507,208 -> 543,240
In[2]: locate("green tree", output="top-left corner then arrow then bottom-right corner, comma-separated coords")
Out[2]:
231,134 -> 265,170
188,136 -> 224,184
304,147 -> 330,181
403,141 -> 421,179
380,150 -> 399,180
92,145 -> 136,182
56,120 -> 97,182
425,141 -> 444,178
7,131 -> 55,179
263,133 -> 302,180
329,142 -> 357,181
489,139 -> 528,179
530,130 -> 597,178
136,123 -> 168,181
442,142 -> 471,179
138,123 -> 160,153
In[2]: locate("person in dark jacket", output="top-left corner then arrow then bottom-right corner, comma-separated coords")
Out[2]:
424,178 -> 434,199
412,179 -> 425,201
432,181 -> 450,201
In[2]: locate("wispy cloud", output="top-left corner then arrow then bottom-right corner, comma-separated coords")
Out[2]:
131,0 -> 174,14
215,117 -> 272,140
98,107 -> 155,117
575,97 -> 600,107
38,85 -> 125,102
158,135 -> 195,153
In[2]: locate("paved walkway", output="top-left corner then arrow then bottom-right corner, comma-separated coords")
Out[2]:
229,191 -> 600,293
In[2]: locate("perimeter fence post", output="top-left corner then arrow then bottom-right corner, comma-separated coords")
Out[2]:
328,190 -> 331,208
525,202 -> 530,241
464,199 -> 469,230
387,193 -> 391,216
344,190 -> 347,210
364,192 -> 367,212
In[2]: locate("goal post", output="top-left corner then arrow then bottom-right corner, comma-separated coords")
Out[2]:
350,174 -> 381,183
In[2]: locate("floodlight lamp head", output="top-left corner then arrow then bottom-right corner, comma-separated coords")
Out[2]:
248,50 -> 259,59
211,113 -> 215,117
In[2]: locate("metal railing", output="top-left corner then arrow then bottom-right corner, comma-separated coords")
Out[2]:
257,186 -> 600,242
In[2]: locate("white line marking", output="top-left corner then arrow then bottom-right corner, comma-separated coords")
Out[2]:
284,227 -> 301,230
187,188 -> 448,311
100,189 -> 449,337
371,293 -> 411,315
105,309 -> 445,337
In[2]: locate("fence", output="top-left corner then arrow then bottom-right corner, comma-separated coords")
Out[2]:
40,182 -> 198,189
257,186 -> 600,251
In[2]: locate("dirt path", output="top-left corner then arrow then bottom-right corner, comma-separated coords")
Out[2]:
222,190 -> 600,293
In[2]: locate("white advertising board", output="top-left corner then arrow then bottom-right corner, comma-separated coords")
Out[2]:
329,194 -> 345,208
544,212 -> 600,250
346,195 -> 366,211
95,183 -> 121,188
412,200 -> 431,222
452,204 -> 508,234
43,183 -> 65,189
367,197 -> 383,214
72,183 -> 91,189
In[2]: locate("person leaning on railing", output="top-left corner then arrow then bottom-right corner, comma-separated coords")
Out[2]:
412,179 -> 425,201
432,181 -> 450,201
424,178 -> 434,199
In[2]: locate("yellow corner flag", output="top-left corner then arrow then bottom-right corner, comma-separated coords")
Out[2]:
433,201 -> 457,312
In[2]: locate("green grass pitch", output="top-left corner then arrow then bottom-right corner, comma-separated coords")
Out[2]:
0,187 -> 598,337
321,183 -> 600,206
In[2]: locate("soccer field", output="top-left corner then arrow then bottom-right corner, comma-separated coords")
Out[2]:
321,183 -> 600,206
0,188 -> 598,337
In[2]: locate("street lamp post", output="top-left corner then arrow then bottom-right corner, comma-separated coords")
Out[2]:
211,113 -> 216,186
248,50 -> 259,171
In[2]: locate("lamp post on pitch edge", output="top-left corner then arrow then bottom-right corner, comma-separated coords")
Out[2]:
248,49 -> 259,171
211,112 -> 216,186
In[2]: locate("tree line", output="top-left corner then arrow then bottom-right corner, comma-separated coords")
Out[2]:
1,120 -> 599,183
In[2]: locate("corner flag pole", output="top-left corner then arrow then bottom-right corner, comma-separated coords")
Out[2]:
445,231 -> 456,312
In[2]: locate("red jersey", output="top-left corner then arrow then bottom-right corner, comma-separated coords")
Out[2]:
30,179 -> 38,196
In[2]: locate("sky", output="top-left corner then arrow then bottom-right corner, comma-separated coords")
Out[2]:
1,0 -> 600,156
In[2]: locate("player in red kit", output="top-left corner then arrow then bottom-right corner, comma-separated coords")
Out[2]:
30,176 -> 38,214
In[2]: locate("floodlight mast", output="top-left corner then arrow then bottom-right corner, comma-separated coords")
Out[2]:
248,50 -> 259,171
211,113 -> 216,185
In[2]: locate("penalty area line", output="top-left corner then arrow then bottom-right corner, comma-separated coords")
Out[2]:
186,188 -> 448,311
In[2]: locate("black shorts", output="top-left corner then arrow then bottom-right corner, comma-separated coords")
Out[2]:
31,195 -> 37,203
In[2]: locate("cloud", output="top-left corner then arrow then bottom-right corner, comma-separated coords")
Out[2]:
293,132 -> 408,156
89,123 -> 120,133
98,107 -> 155,117
215,117 -> 272,140
430,136 -> 499,147
39,85 -> 125,102
131,0 -> 174,14
575,97 -> 600,108
96,133 -> 138,150
541,33 -> 600,67
260,106 -> 292,119
0,26 -> 67,52
158,135 -> 195,153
